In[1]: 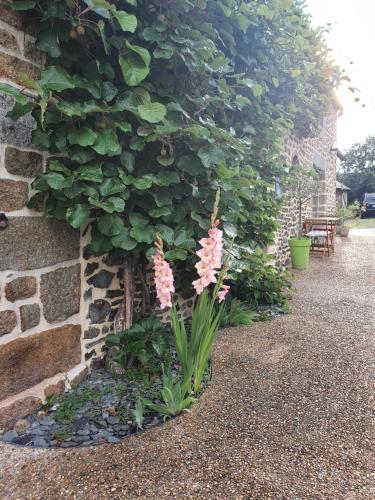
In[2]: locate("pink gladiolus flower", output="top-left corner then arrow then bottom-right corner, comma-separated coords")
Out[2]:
193,219 -> 223,295
153,241 -> 174,310
218,284 -> 230,303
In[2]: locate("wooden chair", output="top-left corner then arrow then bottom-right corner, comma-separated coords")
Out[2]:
303,218 -> 334,256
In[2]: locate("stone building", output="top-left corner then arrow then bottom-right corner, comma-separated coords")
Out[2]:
0,6 -> 341,427
270,104 -> 341,267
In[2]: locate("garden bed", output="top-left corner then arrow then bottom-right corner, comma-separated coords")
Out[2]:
1,365 -> 209,449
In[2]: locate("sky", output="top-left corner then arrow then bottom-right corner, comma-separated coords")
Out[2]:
304,0 -> 375,152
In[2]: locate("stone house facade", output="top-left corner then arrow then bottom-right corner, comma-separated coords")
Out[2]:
270,106 -> 340,267
0,6 -> 339,427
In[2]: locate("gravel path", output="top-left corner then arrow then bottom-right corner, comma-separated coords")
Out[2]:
1,235 -> 374,499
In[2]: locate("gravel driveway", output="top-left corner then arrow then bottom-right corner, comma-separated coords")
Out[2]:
1,234 -> 374,499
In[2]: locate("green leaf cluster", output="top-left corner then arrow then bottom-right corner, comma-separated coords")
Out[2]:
6,0 -> 339,301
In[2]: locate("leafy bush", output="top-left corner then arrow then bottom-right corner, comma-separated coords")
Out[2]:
105,316 -> 171,368
145,367 -> 195,420
3,0 -> 339,315
231,249 -> 293,310
221,299 -> 258,327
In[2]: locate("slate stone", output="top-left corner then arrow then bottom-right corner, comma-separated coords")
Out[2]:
33,437 -> 48,447
19,303 -> 40,332
61,441 -> 78,448
84,262 -> 99,277
87,300 -> 111,324
0,217 -> 79,271
13,435 -> 34,446
71,417 -> 89,432
84,327 -> 100,340
4,146 -> 43,177
0,179 -> 28,212
107,436 -> 120,444
5,276 -> 37,302
106,416 -> 120,425
0,310 -> 17,336
87,270 -> 115,289
40,265 -> 80,323
106,290 -> 123,299
83,288 -> 92,301
2,430 -> 18,443
0,324 -> 81,400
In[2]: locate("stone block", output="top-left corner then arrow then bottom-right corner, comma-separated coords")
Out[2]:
5,276 -> 37,302
0,52 -> 40,87
84,327 -> 100,339
0,27 -> 19,52
0,1 -> 23,30
0,217 -> 79,271
19,303 -> 40,331
13,418 -> 31,433
40,264 -> 80,323
87,270 -> 114,288
4,146 -> 43,177
0,310 -> 17,336
0,396 -> 42,430
68,364 -> 88,388
0,324 -> 81,399
44,379 -> 65,399
0,93 -> 36,148
0,179 -> 28,212
23,35 -> 43,65
87,300 -> 111,324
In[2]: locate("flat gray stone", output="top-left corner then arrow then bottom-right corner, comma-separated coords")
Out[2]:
40,264 -> 81,322
2,430 -> 18,443
0,93 -> 36,148
107,436 -> 120,444
33,437 -> 48,447
0,217 -> 79,271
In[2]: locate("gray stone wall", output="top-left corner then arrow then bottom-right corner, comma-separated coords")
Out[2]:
0,7 -> 85,429
271,107 -> 338,267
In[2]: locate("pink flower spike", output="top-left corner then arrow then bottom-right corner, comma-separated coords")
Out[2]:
152,240 -> 174,310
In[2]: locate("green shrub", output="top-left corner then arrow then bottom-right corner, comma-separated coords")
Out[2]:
221,299 -> 258,327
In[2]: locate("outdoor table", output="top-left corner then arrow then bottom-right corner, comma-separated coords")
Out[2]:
304,217 -> 339,256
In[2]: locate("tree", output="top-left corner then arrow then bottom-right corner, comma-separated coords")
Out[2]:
286,164 -> 320,238
338,136 -> 375,202
2,0 -> 340,325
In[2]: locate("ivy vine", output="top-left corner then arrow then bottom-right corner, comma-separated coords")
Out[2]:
2,0 -> 340,308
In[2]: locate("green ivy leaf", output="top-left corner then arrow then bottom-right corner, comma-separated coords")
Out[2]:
113,10 -> 137,33
88,197 -> 117,213
92,129 -> 121,155
83,0 -> 111,18
99,178 -> 124,196
38,66 -> 75,91
115,121 -> 132,133
164,249 -> 188,261
36,30 -> 61,58
66,204 -> 90,228
148,206 -> 171,217
45,172 -> 72,190
101,81 -> 118,102
98,214 -> 124,236
68,127 -> 97,146
91,230 -> 113,253
130,225 -> 155,244
129,213 -> 149,227
133,177 -> 152,190
111,228 -> 138,250
155,224 -> 174,245
157,155 -> 174,166
120,151 -> 135,172
198,144 -> 225,168
138,102 -> 167,123
119,41 -> 151,86
107,196 -> 125,212
129,136 -> 145,151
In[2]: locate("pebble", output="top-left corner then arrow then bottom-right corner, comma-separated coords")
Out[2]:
33,437 -> 48,448
106,436 -> 120,444
2,431 -> 18,443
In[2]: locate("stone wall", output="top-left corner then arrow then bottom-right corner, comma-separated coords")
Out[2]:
271,107 -> 339,267
0,4 -> 86,429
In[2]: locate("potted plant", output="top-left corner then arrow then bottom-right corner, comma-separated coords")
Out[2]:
286,163 -> 320,269
336,204 -> 356,237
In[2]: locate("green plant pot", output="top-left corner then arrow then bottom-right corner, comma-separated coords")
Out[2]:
288,237 -> 311,270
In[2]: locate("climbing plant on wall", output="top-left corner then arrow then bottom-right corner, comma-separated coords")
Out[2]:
2,0 -> 340,326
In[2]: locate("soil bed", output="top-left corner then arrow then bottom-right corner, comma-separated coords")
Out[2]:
1,369 -> 166,448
